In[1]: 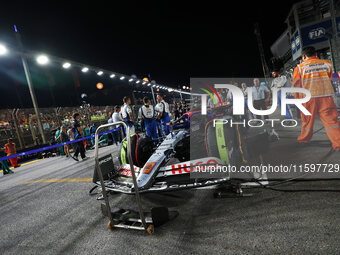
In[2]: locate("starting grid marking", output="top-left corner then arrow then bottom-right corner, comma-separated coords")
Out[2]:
22,178 -> 92,184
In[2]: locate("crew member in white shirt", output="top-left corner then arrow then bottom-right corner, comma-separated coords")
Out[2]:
155,94 -> 171,136
121,96 -> 135,135
251,78 -> 270,120
138,97 -> 158,140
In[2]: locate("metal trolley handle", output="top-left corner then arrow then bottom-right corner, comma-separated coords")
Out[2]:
94,122 -> 147,229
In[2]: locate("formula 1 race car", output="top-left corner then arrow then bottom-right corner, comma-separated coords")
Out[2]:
92,104 -> 275,195
91,103 -> 277,233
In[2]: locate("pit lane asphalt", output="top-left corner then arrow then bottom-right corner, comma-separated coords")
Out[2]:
0,119 -> 339,255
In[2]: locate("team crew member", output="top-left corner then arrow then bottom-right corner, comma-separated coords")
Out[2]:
292,46 -> 340,151
173,101 -> 180,120
107,115 -> 117,145
108,107 -> 120,145
271,68 -> 293,119
71,113 -> 88,161
55,126 -> 65,156
241,82 -> 254,119
156,94 -> 171,136
112,106 -> 123,142
251,78 -> 270,120
5,139 -> 20,168
0,145 -> 13,175
138,97 -> 158,140
179,100 -> 188,115
59,126 -> 70,157
121,96 -> 135,135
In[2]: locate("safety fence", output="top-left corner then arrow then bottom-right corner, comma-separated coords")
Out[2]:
0,128 -> 119,161
0,106 -> 112,148
0,105 -> 145,149
0,100 -> 187,151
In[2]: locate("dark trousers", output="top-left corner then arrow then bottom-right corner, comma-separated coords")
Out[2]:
253,99 -> 268,120
120,125 -> 126,139
74,141 -> 86,159
1,160 -> 10,173
113,130 -> 122,144
174,111 -> 180,120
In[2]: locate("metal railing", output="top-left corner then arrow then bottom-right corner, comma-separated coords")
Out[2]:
94,121 -> 147,230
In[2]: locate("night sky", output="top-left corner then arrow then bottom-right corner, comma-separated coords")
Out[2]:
0,0 -> 299,108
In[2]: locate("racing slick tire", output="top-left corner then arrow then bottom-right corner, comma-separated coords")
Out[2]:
118,134 -> 154,168
118,134 -> 138,166
206,120 -> 246,168
174,135 -> 190,162
135,136 -> 154,167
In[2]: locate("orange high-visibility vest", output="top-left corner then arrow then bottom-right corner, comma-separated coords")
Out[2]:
5,143 -> 16,155
292,57 -> 334,97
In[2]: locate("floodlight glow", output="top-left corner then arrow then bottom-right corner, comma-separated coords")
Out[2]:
0,44 -> 8,55
82,67 -> 89,72
136,80 -> 140,84
97,71 -> 103,76
186,87 -> 189,90
110,74 -> 115,78
152,85 -> 156,87
129,78 -> 133,82
36,55 -> 49,65
62,62 -> 71,69
96,83 -> 104,90
148,83 -> 151,86
142,81 -> 146,85
120,76 -> 125,80
182,85 -> 186,89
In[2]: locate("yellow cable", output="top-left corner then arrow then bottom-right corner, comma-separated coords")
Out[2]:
236,124 -> 248,163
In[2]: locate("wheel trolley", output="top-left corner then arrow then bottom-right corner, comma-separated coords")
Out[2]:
94,122 -> 177,235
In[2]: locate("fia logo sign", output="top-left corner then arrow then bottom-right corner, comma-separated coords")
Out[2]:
295,36 -> 300,48
291,40 -> 296,50
308,27 -> 325,40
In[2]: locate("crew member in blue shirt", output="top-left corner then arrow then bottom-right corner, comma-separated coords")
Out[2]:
155,94 -> 171,136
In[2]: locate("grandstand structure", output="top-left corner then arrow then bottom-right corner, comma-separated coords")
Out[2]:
270,0 -> 340,75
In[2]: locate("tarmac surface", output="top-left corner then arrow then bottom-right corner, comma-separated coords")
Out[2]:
0,117 -> 339,255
